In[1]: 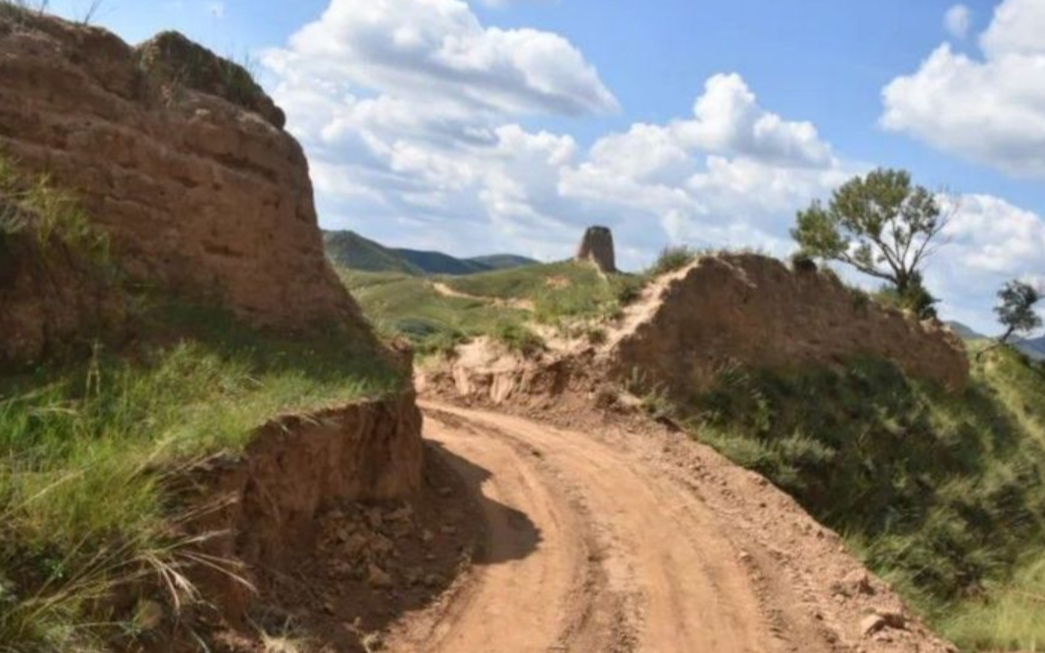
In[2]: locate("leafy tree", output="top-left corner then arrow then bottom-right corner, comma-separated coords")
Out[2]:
792,168 -> 949,314
995,280 -> 1042,345
876,272 -> 939,320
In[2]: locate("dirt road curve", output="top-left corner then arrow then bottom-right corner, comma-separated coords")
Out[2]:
384,403 -> 832,653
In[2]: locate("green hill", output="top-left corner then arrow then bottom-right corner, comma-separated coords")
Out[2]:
466,254 -> 540,270
1017,336 -> 1045,360
323,230 -> 423,275
323,229 -> 539,276
394,248 -> 491,275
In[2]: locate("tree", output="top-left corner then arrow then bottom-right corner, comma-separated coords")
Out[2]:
995,280 -> 1042,345
792,168 -> 949,315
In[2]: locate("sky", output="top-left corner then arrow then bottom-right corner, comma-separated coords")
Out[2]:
47,0 -> 1045,334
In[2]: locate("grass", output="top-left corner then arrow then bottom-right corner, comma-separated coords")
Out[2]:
491,323 -> 545,356
682,345 -> 1045,651
645,245 -> 700,277
0,156 -> 113,276
0,300 -> 402,651
136,31 -> 269,115
341,262 -> 642,357
1,157 -> 403,651
440,260 -> 643,326
340,270 -> 528,356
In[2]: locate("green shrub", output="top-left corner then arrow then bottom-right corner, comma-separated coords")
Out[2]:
647,245 -> 698,277
491,323 -> 545,356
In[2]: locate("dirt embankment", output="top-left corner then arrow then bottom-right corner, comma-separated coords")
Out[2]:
425,253 -> 969,406
157,392 -> 454,650
611,254 -> 969,398
0,12 -> 355,333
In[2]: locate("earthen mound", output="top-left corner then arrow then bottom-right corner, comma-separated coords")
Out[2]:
609,254 -> 969,397
0,11 -> 355,330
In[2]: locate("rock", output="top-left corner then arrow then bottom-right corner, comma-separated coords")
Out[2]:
367,563 -> 394,589
575,226 -> 617,273
861,609 -> 907,637
834,569 -> 874,597
861,614 -> 887,636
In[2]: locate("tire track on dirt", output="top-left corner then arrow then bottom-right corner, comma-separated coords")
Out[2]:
386,402 -> 783,653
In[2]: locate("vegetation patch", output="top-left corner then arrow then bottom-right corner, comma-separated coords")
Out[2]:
685,346 -> 1045,651
341,262 -> 642,357
0,156 -> 402,650
440,260 -> 642,325
646,245 -> 700,277
0,155 -> 113,276
0,299 -> 402,651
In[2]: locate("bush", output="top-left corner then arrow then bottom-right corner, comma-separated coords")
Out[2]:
491,323 -> 545,356
647,245 -> 698,277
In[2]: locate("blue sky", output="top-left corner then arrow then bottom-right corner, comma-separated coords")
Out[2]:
47,0 -> 1045,333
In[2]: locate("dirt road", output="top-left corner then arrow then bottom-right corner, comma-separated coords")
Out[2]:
385,403 -> 834,653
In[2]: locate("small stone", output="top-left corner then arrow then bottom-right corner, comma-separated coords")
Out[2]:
834,569 -> 874,597
437,486 -> 453,497
738,551 -> 752,563
421,529 -> 435,543
861,614 -> 887,636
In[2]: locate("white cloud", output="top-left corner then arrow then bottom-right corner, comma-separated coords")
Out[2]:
263,0 -> 617,118
928,193 -> 1045,332
263,0 -> 1043,331
882,0 -> 1045,179
944,4 -> 972,39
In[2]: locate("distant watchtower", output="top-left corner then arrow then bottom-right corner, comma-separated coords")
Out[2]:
575,226 -> 617,273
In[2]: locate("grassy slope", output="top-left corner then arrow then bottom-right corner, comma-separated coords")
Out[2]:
440,260 -> 642,325
1,165 -> 400,651
340,269 -> 529,354
685,346 -> 1045,651
340,261 -> 642,354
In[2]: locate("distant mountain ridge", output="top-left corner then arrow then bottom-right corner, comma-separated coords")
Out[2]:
323,229 -> 538,276
1018,336 -> 1045,361
947,321 -> 1044,361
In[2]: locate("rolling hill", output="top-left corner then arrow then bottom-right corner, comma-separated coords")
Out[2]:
1018,336 -> 1045,360
323,229 -> 538,276
947,321 -> 1045,360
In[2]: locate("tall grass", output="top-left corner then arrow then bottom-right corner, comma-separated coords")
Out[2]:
0,156 -> 112,271
0,293 -> 400,650
685,346 -> 1045,651
645,245 -> 700,277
